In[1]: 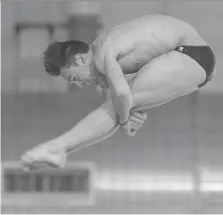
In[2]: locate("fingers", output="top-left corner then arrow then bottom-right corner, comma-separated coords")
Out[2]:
130,116 -> 144,124
121,122 -> 136,136
137,110 -> 147,116
130,123 -> 141,131
127,111 -> 147,136
131,111 -> 147,120
124,122 -> 141,136
130,118 -> 143,126
125,130 -> 136,136
130,112 -> 147,126
121,111 -> 147,136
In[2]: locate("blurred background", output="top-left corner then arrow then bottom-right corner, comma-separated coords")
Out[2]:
1,0 -> 223,214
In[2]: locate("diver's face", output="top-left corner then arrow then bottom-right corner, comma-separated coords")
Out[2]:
60,65 -> 91,88
60,54 -> 92,88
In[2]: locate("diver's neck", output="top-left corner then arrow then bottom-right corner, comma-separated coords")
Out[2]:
88,57 -> 100,80
87,50 -> 102,86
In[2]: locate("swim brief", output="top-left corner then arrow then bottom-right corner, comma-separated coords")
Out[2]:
175,46 -> 216,88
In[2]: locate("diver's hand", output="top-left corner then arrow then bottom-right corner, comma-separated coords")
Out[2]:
130,111 -> 147,133
120,111 -> 147,136
120,117 -> 134,136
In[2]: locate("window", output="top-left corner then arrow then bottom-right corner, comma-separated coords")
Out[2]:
2,162 -> 95,206
19,28 -> 50,59
4,167 -> 89,193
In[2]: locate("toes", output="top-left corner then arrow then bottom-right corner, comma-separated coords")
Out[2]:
21,153 -> 33,170
21,159 -> 33,172
20,150 -> 67,171
21,159 -> 48,171
21,153 -> 43,171
21,156 -> 66,171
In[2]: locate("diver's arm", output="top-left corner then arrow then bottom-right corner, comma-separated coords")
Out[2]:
104,51 -> 133,124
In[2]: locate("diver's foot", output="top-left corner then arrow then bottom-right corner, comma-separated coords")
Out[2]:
20,144 -> 67,171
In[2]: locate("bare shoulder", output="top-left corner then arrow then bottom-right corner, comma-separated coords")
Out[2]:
91,31 -> 113,73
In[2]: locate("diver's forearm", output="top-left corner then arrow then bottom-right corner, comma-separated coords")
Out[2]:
113,93 -> 132,123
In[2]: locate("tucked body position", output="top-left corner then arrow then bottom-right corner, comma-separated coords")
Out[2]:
21,14 -> 216,171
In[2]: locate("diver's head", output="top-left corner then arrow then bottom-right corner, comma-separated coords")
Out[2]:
43,40 -> 95,88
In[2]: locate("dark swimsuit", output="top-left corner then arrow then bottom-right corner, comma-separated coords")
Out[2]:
174,46 -> 216,88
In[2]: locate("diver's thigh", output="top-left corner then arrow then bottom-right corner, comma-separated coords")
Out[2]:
129,51 -> 203,111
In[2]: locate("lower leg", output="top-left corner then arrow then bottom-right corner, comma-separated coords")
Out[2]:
25,90 -> 176,156
21,99 -> 122,169
49,92 -> 159,154
37,100 -> 120,153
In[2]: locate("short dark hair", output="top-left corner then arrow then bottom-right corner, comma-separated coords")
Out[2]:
43,40 -> 89,76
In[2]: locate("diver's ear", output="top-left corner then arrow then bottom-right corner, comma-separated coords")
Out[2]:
75,54 -> 85,65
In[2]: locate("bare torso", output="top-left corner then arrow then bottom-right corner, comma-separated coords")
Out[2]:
92,14 -> 207,75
